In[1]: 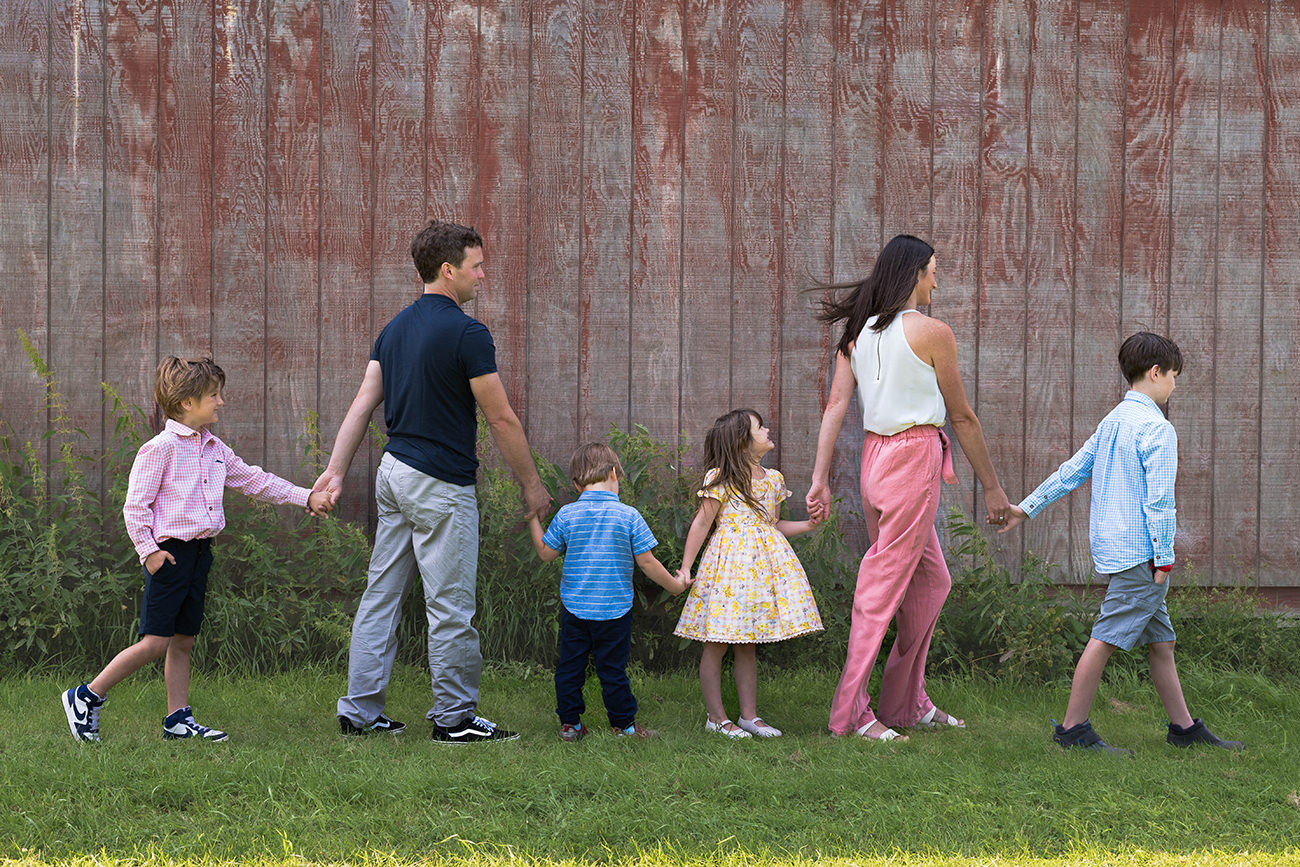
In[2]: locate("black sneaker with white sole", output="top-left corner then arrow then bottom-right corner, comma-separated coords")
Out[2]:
339,714 -> 407,736
163,706 -> 228,741
431,714 -> 519,744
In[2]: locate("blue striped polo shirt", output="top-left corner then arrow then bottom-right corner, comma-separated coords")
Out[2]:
542,490 -> 658,620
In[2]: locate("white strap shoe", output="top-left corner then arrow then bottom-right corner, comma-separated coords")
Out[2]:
917,706 -> 966,729
737,716 -> 782,737
705,717 -> 752,739
853,721 -> 905,742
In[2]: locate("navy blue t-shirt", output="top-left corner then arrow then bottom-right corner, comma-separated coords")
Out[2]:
371,293 -> 497,486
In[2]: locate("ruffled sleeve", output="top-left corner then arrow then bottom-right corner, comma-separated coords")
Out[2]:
770,469 -> 791,504
697,467 -> 728,502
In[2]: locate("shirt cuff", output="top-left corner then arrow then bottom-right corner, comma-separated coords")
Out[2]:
289,485 -> 312,509
134,540 -> 161,564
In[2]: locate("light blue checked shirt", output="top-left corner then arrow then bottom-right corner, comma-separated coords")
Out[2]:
1019,391 -> 1177,573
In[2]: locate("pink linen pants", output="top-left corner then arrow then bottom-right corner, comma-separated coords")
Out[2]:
828,425 -> 952,734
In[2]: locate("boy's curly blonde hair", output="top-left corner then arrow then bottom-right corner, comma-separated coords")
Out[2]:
155,356 -> 225,420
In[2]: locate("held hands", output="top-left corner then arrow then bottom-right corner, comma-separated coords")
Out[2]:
805,482 -> 831,523
144,549 -> 176,575
675,567 -> 693,592
996,505 -> 1028,534
307,490 -> 333,517
984,486 -> 1012,527
311,468 -> 343,510
524,482 -> 553,521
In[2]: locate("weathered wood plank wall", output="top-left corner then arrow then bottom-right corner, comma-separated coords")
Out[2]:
1,0 -> 1295,586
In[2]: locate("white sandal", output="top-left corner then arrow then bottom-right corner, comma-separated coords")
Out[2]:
853,721 -> 906,742
737,716 -> 782,738
704,717 -> 752,739
917,707 -> 966,729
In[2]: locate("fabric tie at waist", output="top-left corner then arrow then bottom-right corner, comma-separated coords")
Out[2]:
937,428 -> 957,485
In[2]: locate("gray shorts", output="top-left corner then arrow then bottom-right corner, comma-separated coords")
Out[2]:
1090,562 -> 1176,650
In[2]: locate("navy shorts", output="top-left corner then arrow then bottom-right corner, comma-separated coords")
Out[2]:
1091,562 -> 1176,651
139,538 -> 213,637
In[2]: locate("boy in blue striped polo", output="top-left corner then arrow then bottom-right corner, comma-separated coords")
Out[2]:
528,443 -> 690,741
1001,332 -> 1242,755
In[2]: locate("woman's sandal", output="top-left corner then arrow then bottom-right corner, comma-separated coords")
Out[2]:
916,707 -> 966,729
705,717 -> 752,739
853,720 -> 907,742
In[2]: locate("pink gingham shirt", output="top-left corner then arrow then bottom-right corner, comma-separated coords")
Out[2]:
123,418 -> 310,563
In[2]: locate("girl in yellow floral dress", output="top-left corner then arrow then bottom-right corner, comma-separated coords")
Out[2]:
674,409 -> 823,738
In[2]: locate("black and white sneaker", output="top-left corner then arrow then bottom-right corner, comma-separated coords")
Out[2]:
61,684 -> 105,742
431,714 -> 519,744
163,706 -> 228,741
339,714 -> 407,736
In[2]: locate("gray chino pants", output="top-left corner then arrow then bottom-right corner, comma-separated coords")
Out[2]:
337,453 -> 481,727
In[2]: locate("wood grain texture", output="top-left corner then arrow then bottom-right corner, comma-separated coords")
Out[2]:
1070,0 -> 1126,581
578,0 -> 634,440
265,0 -> 321,485
630,0 -> 685,445
526,0 -> 583,458
1212,0 -> 1265,583
1022,0 -> 1078,577
0,0 -> 50,455
881,0 -> 933,238
976,0 -> 1030,556
211,0 -> 267,466
318,0 -> 373,519
157,0 -> 213,360
1166,0 -> 1216,578
48,0 -> 106,482
777,0 -> 833,511
1260,1 -> 1300,584
680,0 -> 733,461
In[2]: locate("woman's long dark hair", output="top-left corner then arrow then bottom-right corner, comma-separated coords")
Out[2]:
701,409 -> 768,517
816,234 -> 935,358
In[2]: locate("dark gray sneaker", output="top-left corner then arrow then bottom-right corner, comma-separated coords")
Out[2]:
339,714 -> 406,736
1052,719 -> 1134,756
1167,718 -> 1244,750
431,714 -> 519,744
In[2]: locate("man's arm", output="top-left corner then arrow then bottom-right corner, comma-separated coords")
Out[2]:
313,360 -> 384,506
469,372 -> 552,518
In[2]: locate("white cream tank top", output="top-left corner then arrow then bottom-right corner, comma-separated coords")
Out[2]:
849,310 -> 948,436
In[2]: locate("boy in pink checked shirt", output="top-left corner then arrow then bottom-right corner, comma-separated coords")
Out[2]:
60,357 -> 331,743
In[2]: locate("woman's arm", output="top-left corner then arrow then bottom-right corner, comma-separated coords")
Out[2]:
806,349 -> 856,520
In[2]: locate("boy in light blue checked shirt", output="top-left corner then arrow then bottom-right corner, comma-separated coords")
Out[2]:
528,443 -> 690,741
1002,332 -> 1242,755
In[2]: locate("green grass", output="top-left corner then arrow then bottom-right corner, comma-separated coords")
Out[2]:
3,665 -> 1299,866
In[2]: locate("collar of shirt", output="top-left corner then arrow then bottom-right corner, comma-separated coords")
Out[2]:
1122,390 -> 1163,415
577,490 -> 619,503
164,417 -> 210,444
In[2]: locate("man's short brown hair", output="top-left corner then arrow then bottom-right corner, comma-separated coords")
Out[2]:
155,356 -> 225,420
569,442 -> 623,488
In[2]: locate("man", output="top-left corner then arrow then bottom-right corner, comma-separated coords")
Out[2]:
315,220 -> 550,743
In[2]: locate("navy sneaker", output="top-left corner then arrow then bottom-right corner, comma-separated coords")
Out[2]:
61,684 -> 105,743
1052,719 -> 1133,756
431,714 -> 519,744
163,706 -> 228,741
1167,718 -> 1244,751
339,714 -> 406,736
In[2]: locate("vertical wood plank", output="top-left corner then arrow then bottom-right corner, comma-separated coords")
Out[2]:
1022,0 -> 1078,576
778,0 -> 833,510
475,0 -> 532,416
1260,1 -> 1300,585
319,0 -> 373,519
881,0 -> 932,238
824,2 -> 885,547
526,0 -> 583,461
265,0 -> 321,483
578,0 -> 633,440
1070,0 -> 1125,580
212,0 -> 267,464
976,0 -> 1030,563
728,0 -> 783,431
1165,0 -> 1216,579
157,0 -> 213,359
0,0 -> 50,453
931,0 -> 983,528
48,0 -> 106,479
680,0 -> 733,458
630,0 -> 684,444
1212,0 -> 1265,583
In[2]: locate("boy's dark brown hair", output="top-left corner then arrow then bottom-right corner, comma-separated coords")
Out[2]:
569,442 -> 624,488
1118,332 -> 1182,384
155,356 -> 225,421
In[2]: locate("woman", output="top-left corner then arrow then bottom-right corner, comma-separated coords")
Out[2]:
806,234 -> 1010,741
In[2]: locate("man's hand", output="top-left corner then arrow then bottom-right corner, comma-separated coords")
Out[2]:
524,482 -> 553,520
145,549 -> 176,575
312,467 -> 344,509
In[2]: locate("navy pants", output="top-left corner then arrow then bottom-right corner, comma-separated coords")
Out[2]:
555,608 -> 636,729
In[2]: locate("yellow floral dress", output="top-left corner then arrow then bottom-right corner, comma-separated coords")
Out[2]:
674,467 -> 823,643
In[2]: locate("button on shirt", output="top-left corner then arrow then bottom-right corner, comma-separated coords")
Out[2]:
123,419 -> 311,563
1018,391 -> 1177,573
542,490 -> 658,620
